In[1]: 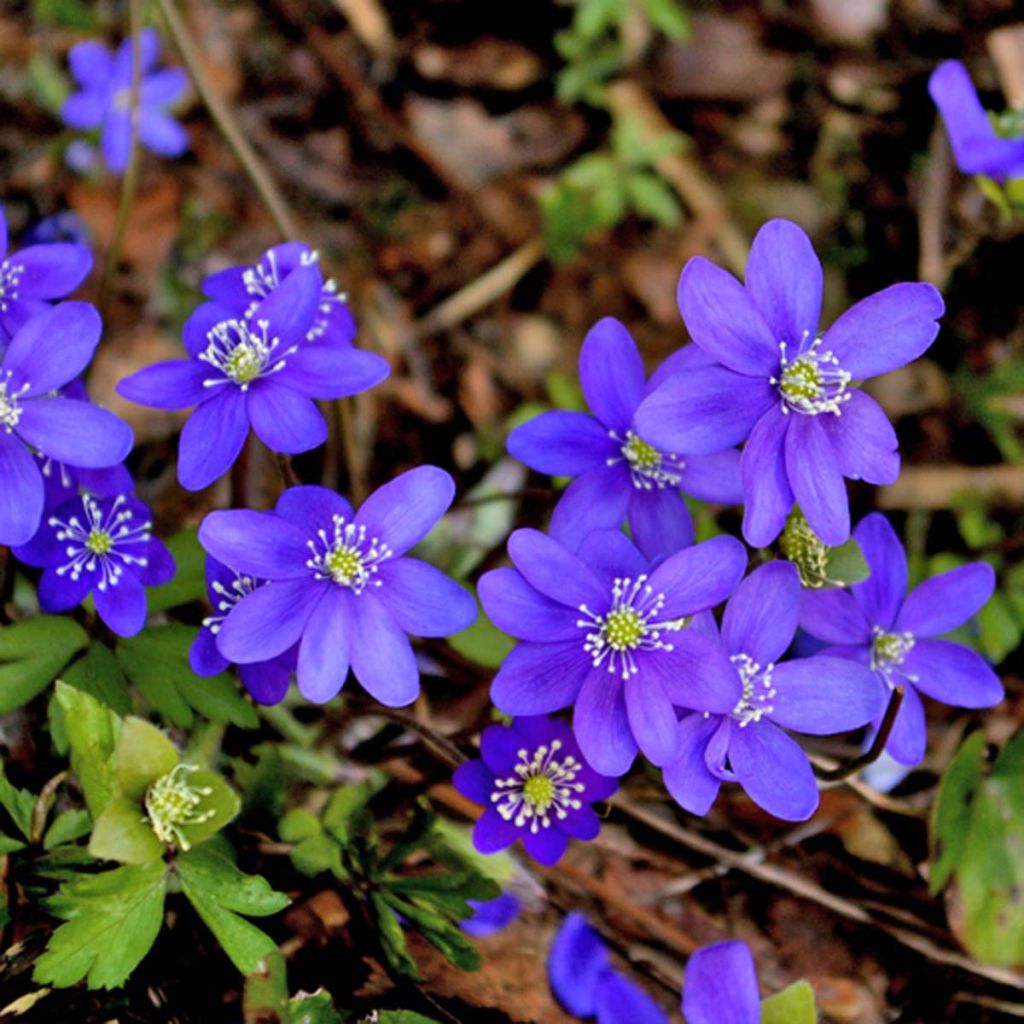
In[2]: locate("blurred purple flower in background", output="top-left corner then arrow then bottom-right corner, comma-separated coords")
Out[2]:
800,512 -> 1003,766
682,939 -> 760,1024
62,28 -> 189,173
453,715 -> 617,866
929,60 -> 1024,180
460,891 -> 522,937
634,219 -> 943,546
198,468 -> 476,705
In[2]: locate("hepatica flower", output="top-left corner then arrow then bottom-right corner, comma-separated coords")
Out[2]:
0,204 -> 92,346
189,556 -> 296,705
201,242 -> 357,349
479,528 -> 746,776
663,561 -> 886,821
548,912 -> 666,1023
14,492 -> 174,637
453,715 -> 617,866
0,303 -> 133,545
634,219 -> 944,546
929,60 -> 1024,181
198,467 -> 476,705
682,940 -> 760,1024
460,891 -> 522,937
800,513 -> 1003,766
507,317 -> 741,560
117,264 -> 389,490
61,28 -> 189,174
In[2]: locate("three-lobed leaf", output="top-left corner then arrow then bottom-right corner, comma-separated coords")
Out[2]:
0,616 -> 89,714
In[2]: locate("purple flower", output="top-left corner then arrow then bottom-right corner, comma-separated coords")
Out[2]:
548,912 -> 666,1023
0,303 -> 134,545
116,264 -> 389,490
21,211 -> 91,249
800,513 -> 1003,767
0,204 -> 92,346
189,556 -> 296,705
663,561 -> 886,821
201,242 -> 357,350
929,60 -> 1024,181
453,716 -> 617,867
507,318 -> 741,560
197,468 -> 476,705
460,891 -> 522,937
14,492 -> 174,636
682,940 -> 760,1024
479,528 -> 746,776
61,28 -> 189,174
634,219 -> 944,546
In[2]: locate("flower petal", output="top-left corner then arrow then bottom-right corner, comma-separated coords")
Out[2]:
634,366 -> 775,455
627,486 -> 694,564
644,631 -> 741,714
460,893 -> 521,937
746,219 -> 822,345
239,657 -> 293,705
4,302 -> 101,395
452,759 -> 494,805
771,656 -> 887,734
574,527 -> 648,585
68,40 -> 113,89
354,465 -> 454,557
478,568 -> 578,642
677,448 -> 743,504
821,283 -> 943,380
198,509 -> 311,579
851,512 -> 906,630
663,714 -> 724,816
506,528 -> 606,610
348,593 -> 420,707
471,808 -> 519,855
116,360 -> 211,409
595,971 -> 667,1024
548,465 -> 631,553
677,257 -> 779,375
784,412 -> 849,546
799,587 -> 871,644
625,672 -> 679,766
252,263 -> 322,345
280,347 -> 389,400
296,587 -> 350,703
579,317 -> 645,432
141,67 -> 188,106
740,406 -> 793,547
189,626 -> 228,677
490,640 -> 590,714
729,722 -> 819,821
61,89 -> 106,129
820,389 -> 899,485
507,410 -> 617,475
138,110 -> 189,158
246,384 -> 326,454
0,435 -> 43,546
217,578 -> 322,662
94,572 -> 147,637
547,913 -> 610,1019
904,640 -> 1004,708
522,827 -> 569,866
275,484 -> 354,530
574,668 -> 636,776
895,563 -> 995,637
17,399 -> 133,468
101,109 -> 132,174
883,683 -> 927,766
682,940 -> 760,1024
376,557 -> 477,636
646,534 -> 747,620
38,566 -> 91,612
723,561 -> 801,663
177,389 -> 249,491
13,244 -> 93,299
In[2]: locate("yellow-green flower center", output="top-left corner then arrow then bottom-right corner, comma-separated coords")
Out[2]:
325,545 -> 365,585
602,607 -> 646,651
85,528 -> 114,556
870,626 -> 915,670
779,356 -> 821,401
772,337 -> 851,416
522,773 -> 555,812
144,763 -> 215,851
624,434 -> 661,471
225,343 -> 263,384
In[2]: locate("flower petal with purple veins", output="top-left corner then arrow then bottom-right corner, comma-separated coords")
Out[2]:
682,940 -> 760,1024
851,513 -> 907,630
507,410 -> 617,475
676,448 -> 744,504
246,383 -> 327,455
799,587 -> 871,645
904,640 -> 1004,709
770,657 -> 886,734
820,389 -> 900,485
354,465 -> 455,557
895,562 -> 995,637
579,317 -> 646,432
740,406 -> 793,547
522,827 -> 568,866
728,721 -> 820,821
117,360 -> 211,410
94,571 -> 147,637
217,577 -> 323,663
624,672 -> 679,766
38,566 -> 91,612
548,913 -> 610,1018
646,534 -> 747,620
239,657 -> 293,706
663,714 -> 723,816
17,399 -> 133,468
548,465 -> 632,552
279,347 -> 390,400
574,668 -> 636,776
490,639 -> 590,714
882,683 -> 927,767
14,245 -> 92,299
348,593 -> 420,707
785,412 -> 849,545
642,631 -> 741,714
452,760 -> 494,805
478,569 -> 579,643
376,558 -> 477,637
251,263 -> 322,345
574,527 -> 649,586
472,808 -> 520,855
4,303 -> 101,395
274,484 -> 354,530
177,388 -> 249,490
296,587 -> 350,703
626,485 -> 694,564
722,561 -> 801,664
506,528 -> 606,610
199,509 -> 311,579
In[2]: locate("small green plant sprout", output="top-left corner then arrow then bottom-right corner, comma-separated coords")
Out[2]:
779,507 -> 870,589
541,112 -> 686,262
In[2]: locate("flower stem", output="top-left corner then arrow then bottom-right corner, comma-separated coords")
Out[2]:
813,686 -> 905,782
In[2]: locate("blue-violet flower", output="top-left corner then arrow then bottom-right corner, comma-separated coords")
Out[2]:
633,219 -> 944,546
800,512 -> 1003,766
507,317 -> 741,561
480,528 -> 746,776
453,715 -> 617,867
61,28 -> 189,174
460,891 -> 522,937
197,467 -> 476,705
663,560 -> 886,821
682,940 -> 760,1024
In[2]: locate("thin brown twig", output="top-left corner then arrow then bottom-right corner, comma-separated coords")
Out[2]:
814,686 -> 904,782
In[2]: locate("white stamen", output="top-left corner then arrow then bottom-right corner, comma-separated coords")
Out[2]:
491,739 -> 587,832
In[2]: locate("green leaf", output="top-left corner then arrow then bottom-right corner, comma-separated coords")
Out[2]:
322,783 -> 375,845
930,731 -> 988,894
0,616 -> 89,714
177,847 -> 289,975
177,770 -> 241,850
625,171 -> 682,228
43,809 -> 92,851
641,0 -> 691,40
244,949 -> 292,1024
54,680 -> 121,819
292,991 -> 345,1023
761,980 -> 817,1024
61,643 -> 133,716
33,0 -> 96,28
372,890 -> 420,979
88,796 -> 165,865
385,894 -> 481,972
146,527 -> 206,613
0,833 -> 26,855
0,760 -> 35,841
976,594 -> 1022,664
33,861 -> 167,989
824,537 -> 871,587
117,717 -> 180,801
117,624 -> 258,729
374,1013 -> 444,1024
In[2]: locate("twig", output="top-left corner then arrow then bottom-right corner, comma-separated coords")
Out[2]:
275,452 -> 300,489
97,0 -> 144,318
814,687 -> 904,782
878,464 -> 1024,509
414,236 -> 545,340
30,771 -> 68,844
154,0 -> 301,240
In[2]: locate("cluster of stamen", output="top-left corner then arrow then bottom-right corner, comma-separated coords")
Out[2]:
0,259 -> 24,313
770,334 -> 851,416
144,763 -> 215,851
242,250 -> 344,343
491,740 -> 586,832
203,572 -> 259,635
306,516 -> 392,594
729,653 -> 777,727
870,625 -> 917,682
608,430 -> 683,490
51,494 -> 151,590
200,318 -> 293,389
779,508 -> 830,587
578,575 -> 678,679
0,370 -> 29,432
